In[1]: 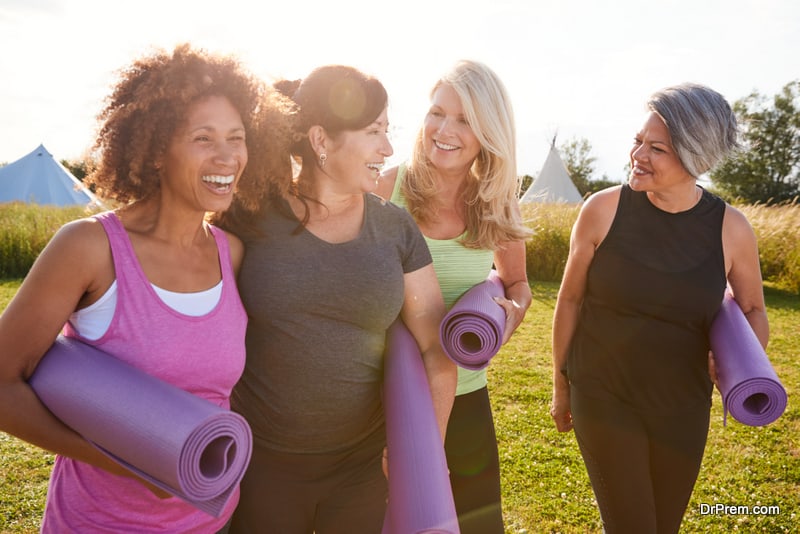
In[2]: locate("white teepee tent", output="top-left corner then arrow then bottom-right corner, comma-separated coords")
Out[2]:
520,141 -> 583,204
0,144 -> 101,207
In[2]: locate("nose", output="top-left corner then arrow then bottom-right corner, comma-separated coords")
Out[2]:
630,142 -> 647,162
380,133 -> 393,158
213,140 -> 240,167
436,117 -> 452,136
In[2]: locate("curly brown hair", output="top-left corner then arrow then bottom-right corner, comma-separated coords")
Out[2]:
87,43 -> 294,209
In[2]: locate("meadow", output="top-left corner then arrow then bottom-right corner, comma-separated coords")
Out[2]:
0,202 -> 798,532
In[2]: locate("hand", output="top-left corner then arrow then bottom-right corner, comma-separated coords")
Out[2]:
550,386 -> 573,433
708,350 -> 720,390
493,296 -> 525,344
142,480 -> 172,499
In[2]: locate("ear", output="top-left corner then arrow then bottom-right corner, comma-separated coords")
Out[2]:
307,125 -> 329,157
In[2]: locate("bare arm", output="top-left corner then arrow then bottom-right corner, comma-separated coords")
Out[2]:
493,239 -> 531,344
551,188 -> 619,432
400,264 -> 457,441
0,220 -> 164,487
722,205 -> 769,348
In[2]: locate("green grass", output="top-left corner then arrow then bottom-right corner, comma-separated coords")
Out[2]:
1,280 -> 798,533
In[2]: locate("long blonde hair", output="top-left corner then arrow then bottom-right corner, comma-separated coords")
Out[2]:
403,59 -> 531,249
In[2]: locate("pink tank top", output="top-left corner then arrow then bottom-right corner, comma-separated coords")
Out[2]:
41,211 -> 247,533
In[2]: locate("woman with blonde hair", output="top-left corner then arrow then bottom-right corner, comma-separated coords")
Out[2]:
376,59 -> 531,534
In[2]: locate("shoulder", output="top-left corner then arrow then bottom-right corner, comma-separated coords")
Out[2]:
572,185 -> 622,246
48,215 -> 111,258
577,185 -> 622,225
722,203 -> 757,247
27,215 -> 114,304
374,165 -> 399,201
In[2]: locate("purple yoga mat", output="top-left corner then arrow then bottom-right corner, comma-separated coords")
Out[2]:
709,293 -> 787,426
439,270 -> 506,370
28,336 -> 252,517
382,320 -> 459,534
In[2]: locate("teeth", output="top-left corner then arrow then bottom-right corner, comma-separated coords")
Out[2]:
202,175 -> 234,185
434,140 -> 458,151
366,163 -> 383,171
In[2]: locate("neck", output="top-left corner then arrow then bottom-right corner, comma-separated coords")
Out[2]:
647,183 -> 702,213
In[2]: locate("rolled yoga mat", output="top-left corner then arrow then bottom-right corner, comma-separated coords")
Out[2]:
709,292 -> 787,426
28,336 -> 252,517
382,320 -> 459,534
439,270 -> 506,370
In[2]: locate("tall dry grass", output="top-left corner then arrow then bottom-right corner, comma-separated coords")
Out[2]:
739,201 -> 800,294
0,203 -> 98,278
520,200 -> 800,293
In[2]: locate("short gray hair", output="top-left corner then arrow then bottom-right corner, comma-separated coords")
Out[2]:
647,83 -> 739,177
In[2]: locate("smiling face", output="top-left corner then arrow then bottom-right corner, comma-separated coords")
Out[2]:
628,111 -> 694,193
422,83 -> 481,176
324,106 -> 393,194
160,95 -> 247,213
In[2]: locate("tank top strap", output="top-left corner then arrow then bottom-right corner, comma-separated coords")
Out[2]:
390,163 -> 408,208
207,224 -> 236,287
93,211 -> 147,296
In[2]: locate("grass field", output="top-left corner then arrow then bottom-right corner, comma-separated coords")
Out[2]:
0,279 -> 798,533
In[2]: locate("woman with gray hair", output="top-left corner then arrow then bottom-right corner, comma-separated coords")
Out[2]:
550,83 -> 768,533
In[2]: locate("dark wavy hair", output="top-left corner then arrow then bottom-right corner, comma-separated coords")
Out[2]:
87,43 -> 293,210
275,65 -> 388,164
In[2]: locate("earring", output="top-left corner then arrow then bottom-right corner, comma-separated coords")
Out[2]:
319,153 -> 327,168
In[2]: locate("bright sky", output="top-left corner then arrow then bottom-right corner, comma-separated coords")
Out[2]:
1,0 -> 798,181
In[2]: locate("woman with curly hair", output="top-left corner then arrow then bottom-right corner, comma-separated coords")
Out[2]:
375,59 -> 532,534
219,65 -> 457,534
0,44 -> 291,533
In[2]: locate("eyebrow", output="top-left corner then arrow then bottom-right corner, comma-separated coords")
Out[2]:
188,125 -> 246,134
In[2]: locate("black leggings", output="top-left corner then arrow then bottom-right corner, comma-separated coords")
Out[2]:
571,389 -> 710,534
229,429 -> 387,534
445,386 -> 504,534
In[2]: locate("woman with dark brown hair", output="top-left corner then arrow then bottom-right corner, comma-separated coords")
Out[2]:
223,65 -> 456,534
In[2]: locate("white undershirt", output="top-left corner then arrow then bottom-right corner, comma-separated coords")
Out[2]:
68,280 -> 223,340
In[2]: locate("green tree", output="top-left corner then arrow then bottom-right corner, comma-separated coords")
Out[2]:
61,158 -> 90,182
558,137 -> 596,196
710,80 -> 800,204
518,174 -> 533,198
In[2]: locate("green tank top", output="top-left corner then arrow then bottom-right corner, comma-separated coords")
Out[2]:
390,164 -> 496,395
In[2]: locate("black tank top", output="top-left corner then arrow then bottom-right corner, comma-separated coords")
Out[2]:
567,185 -> 727,413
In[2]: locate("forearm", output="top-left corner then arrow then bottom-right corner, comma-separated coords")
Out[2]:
744,308 -> 770,349
421,348 -> 457,441
0,381 -> 118,471
551,299 -> 580,392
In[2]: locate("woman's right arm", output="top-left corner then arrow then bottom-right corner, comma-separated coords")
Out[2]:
550,188 -> 619,432
0,219 -> 130,475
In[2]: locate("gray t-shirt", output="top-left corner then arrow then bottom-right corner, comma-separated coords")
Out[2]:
235,193 -> 432,453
